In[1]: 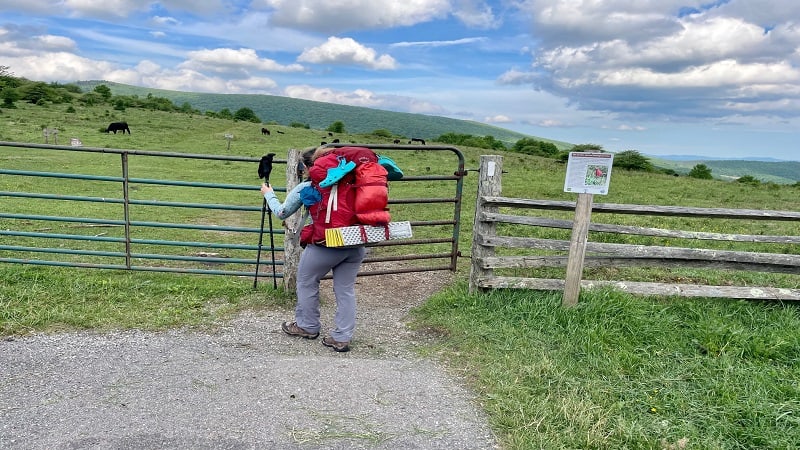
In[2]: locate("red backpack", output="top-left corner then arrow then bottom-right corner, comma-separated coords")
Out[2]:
300,147 -> 390,246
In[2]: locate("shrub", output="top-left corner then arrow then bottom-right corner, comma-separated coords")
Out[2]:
327,121 -> 345,133
736,175 -> 760,185
688,163 -> 713,179
512,137 -> 559,157
614,150 -> 654,172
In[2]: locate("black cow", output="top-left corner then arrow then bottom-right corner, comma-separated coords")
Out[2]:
393,139 -> 401,144
409,137 -> 426,145
106,122 -> 130,134
261,127 -> 270,136
331,138 -> 340,143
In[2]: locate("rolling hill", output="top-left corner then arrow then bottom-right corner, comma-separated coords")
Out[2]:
76,81 -> 572,149
73,81 -> 798,184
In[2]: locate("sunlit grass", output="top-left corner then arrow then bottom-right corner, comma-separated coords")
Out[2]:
412,283 -> 800,449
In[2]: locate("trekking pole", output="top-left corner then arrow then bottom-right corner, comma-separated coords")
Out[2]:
255,153 -> 277,289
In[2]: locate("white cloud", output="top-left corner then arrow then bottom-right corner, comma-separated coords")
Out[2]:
180,48 -> 305,74
265,0 -> 451,33
283,84 -> 386,107
592,60 -> 800,89
298,37 -> 396,69
517,0 -> 687,45
62,0 -> 144,18
497,68 -> 538,85
282,84 -> 445,113
390,37 -> 487,48
485,114 -> 512,123
538,119 -> 563,127
452,0 -> 499,29
504,1 -> 800,121
617,124 -> 647,131
2,52 -> 122,81
33,35 -> 77,51
151,16 -> 181,27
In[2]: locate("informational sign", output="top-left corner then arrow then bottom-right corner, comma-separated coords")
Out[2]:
564,152 -> 614,195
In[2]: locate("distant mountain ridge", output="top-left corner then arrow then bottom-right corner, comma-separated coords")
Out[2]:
78,81 -> 572,148
650,154 -> 788,163
646,155 -> 799,184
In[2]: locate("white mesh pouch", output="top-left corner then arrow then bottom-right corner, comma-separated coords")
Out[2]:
325,221 -> 412,247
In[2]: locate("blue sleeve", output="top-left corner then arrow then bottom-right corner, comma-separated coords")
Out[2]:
263,181 -> 309,220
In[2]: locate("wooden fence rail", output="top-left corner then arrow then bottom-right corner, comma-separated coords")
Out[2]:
469,155 -> 800,304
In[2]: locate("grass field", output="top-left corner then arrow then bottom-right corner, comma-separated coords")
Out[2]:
2,101 -> 800,449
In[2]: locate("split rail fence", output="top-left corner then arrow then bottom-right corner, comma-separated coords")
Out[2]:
469,155 -> 800,304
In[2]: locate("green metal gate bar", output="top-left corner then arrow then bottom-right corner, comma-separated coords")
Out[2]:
0,140 -> 466,285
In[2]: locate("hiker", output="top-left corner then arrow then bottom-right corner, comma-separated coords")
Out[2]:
260,148 -> 366,353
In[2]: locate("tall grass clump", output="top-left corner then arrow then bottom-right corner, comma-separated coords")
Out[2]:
412,283 -> 800,449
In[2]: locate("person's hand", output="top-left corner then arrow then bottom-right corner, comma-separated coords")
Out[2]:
260,183 -> 273,195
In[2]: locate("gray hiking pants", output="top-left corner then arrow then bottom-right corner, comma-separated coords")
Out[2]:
295,244 -> 366,342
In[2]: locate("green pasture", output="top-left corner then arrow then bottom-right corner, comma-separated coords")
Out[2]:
2,102 -> 800,449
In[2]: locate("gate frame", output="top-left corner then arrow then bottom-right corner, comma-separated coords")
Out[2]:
0,141 -> 466,291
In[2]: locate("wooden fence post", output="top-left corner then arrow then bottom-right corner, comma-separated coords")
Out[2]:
469,155 -> 503,293
282,149 -> 303,292
562,193 -> 593,306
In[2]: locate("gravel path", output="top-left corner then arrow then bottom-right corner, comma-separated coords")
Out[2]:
0,268 -> 499,449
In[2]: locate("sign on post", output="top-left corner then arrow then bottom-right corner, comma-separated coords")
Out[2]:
562,152 -> 614,306
564,152 -> 613,195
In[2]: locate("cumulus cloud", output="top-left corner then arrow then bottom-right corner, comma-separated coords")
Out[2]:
180,48 -> 305,75
62,0 -> 145,18
509,0 -> 800,120
284,85 -> 385,107
265,0 -> 450,33
298,37 -> 396,69
125,64 -> 278,94
283,84 -> 445,114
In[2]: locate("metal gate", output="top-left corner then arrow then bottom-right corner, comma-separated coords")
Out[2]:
0,141 -> 466,289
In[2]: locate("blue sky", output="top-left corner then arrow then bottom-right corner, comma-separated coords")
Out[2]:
2,0 -> 800,161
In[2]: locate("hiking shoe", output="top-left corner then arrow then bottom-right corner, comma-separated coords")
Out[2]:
282,321 -> 319,339
322,336 -> 350,352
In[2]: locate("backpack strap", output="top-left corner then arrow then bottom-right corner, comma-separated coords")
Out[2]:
325,184 -> 338,224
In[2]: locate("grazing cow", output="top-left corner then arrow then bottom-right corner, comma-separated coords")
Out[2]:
409,137 -> 426,145
332,138 -> 340,143
393,139 -> 401,144
321,141 -> 327,145
261,127 -> 270,136
106,122 -> 130,134
328,132 -> 333,137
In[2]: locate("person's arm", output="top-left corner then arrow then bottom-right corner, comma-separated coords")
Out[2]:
261,181 -> 308,220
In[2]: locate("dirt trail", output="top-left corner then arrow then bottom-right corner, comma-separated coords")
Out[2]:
0,267 -> 500,449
